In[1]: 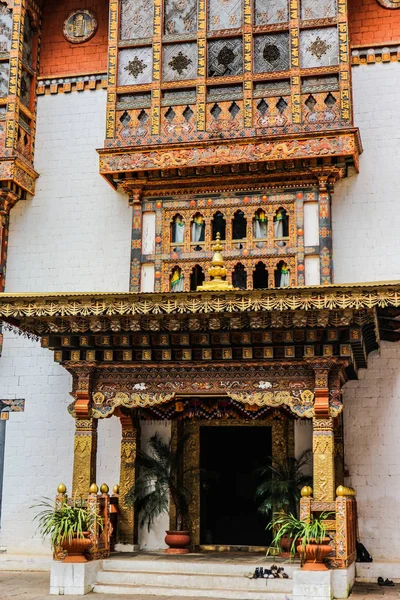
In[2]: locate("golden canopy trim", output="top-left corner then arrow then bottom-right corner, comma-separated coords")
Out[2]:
0,282 -> 399,322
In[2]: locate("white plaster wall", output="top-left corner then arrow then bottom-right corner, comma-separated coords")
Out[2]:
333,63 -> 400,283
334,63 -> 400,560
294,420 -> 313,477
343,342 -> 400,559
96,417 -> 121,492
138,421 -> 171,551
0,89 -> 132,554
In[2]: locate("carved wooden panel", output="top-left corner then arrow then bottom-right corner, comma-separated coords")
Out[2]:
160,103 -> 197,138
164,0 -> 198,35
118,48 -> 153,86
208,0 -> 242,30
117,107 -> 152,143
120,0 -> 154,40
208,38 -> 243,77
162,43 -> 198,82
300,28 -> 339,69
254,0 -> 288,26
300,0 -> 336,20
0,3 -> 12,53
0,62 -> 9,97
254,33 -> 290,74
22,11 -> 34,67
20,71 -> 32,108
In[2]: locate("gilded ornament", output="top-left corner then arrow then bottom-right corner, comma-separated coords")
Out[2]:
113,484 -> 120,495
301,486 -> 313,497
100,483 -> 109,494
63,10 -> 98,44
89,483 -> 99,494
57,483 -> 67,494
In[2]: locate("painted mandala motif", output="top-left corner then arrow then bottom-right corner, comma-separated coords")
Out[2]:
168,51 -> 192,75
308,36 -> 331,60
376,0 -> 400,7
63,10 -> 98,44
125,56 -> 146,79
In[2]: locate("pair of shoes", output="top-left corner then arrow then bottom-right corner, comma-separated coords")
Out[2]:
378,577 -> 395,586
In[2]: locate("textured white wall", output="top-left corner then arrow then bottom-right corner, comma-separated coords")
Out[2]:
334,62 -> 400,560
0,89 -> 132,554
333,62 -> 400,283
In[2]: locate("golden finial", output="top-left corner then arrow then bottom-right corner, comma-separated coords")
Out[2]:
89,483 -> 99,494
301,486 -> 313,498
57,483 -> 67,494
100,483 -> 109,494
113,484 -> 120,495
197,233 -> 234,292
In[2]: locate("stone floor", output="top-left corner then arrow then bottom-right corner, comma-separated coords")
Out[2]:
0,571 -> 398,599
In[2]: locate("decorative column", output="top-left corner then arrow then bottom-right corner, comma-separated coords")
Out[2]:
317,177 -> 333,285
118,413 -> 137,547
70,365 -> 98,496
0,191 -> 19,291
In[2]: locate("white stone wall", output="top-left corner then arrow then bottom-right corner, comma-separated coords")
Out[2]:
0,89 -> 132,554
334,62 -> 400,560
333,62 -> 400,283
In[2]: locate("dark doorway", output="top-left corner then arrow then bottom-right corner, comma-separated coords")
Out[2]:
200,426 -> 272,547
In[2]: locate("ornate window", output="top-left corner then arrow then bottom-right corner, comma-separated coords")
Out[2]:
253,208 -> 267,240
190,265 -> 205,291
274,207 -> 289,240
170,266 -> 184,292
212,211 -> 226,241
253,262 -> 268,289
232,210 -> 247,241
275,260 -> 290,288
171,214 -> 185,247
232,263 -> 247,290
191,213 -> 205,249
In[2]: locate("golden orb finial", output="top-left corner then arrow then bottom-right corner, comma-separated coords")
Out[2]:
301,486 -> 313,498
197,233 -> 234,292
100,483 -> 109,494
336,485 -> 346,497
89,483 -> 99,494
113,484 -> 120,495
57,483 -> 67,495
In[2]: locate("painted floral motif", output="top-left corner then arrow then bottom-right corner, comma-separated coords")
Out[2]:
168,51 -> 192,75
125,56 -> 146,79
308,36 -> 331,60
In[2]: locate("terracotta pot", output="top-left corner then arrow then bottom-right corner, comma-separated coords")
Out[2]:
165,530 -> 191,554
279,534 -> 294,553
61,532 -> 92,563
297,538 -> 332,571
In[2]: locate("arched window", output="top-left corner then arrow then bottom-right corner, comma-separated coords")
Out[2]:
253,262 -> 269,289
191,213 -> 205,248
275,260 -> 290,288
253,208 -> 267,239
170,266 -> 184,292
232,263 -> 247,290
212,211 -> 226,241
273,207 -> 289,239
232,210 -> 247,240
190,265 -> 205,291
171,214 -> 185,245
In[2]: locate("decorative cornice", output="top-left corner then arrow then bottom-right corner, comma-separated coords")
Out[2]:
0,282 -> 399,320
37,74 -> 108,96
352,44 -> 400,66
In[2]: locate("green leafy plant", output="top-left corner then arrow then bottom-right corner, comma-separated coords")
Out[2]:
32,497 -> 103,550
255,450 -> 312,518
267,512 -> 333,563
125,432 -> 191,532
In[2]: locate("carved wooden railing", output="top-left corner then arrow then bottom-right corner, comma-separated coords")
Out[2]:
300,485 -> 357,569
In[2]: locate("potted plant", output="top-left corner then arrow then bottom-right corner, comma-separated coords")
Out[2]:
33,497 -> 103,562
255,450 -> 312,552
126,432 -> 191,554
268,512 -> 333,570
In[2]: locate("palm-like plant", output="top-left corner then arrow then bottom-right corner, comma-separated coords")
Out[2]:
125,432 -> 190,532
268,511 -> 333,562
255,449 -> 312,518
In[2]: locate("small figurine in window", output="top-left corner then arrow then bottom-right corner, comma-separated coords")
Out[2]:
274,208 -> 285,239
279,262 -> 290,288
254,209 -> 267,239
192,214 -> 205,243
171,267 -> 184,292
172,215 -> 185,244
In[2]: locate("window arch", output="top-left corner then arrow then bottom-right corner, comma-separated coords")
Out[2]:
190,265 -> 205,291
191,212 -> 205,246
212,211 -> 226,241
253,208 -> 268,239
171,214 -> 185,245
273,207 -> 289,239
275,260 -> 290,288
232,210 -> 247,240
232,263 -> 247,289
253,262 -> 268,289
170,266 -> 184,292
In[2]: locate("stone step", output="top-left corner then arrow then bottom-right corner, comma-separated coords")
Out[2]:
102,557 -> 299,578
93,582 -> 293,599
97,568 -> 293,593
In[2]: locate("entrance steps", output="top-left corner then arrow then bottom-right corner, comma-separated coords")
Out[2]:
93,556 -> 297,599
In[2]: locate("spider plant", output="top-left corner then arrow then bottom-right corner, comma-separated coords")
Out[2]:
32,497 -> 103,550
267,511 -> 333,562
125,432 -> 191,532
